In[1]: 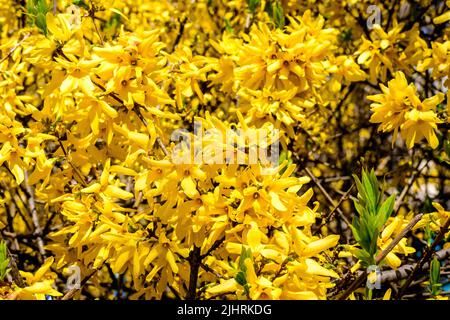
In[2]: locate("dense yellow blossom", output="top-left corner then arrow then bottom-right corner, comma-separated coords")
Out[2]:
0,0 -> 448,302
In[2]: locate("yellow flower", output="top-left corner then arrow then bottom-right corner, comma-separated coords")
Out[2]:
369,71 -> 444,149
13,257 -> 62,300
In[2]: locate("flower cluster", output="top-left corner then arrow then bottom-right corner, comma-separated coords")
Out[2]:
0,0 -> 449,301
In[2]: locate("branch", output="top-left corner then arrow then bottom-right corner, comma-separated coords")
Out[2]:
24,171 -> 46,261
375,213 -> 424,263
0,33 -> 30,64
0,234 -> 25,288
317,183 -> 355,231
339,213 -> 423,300
396,216 -> 450,299
61,269 -> 97,300
186,246 -> 201,300
172,17 -> 187,51
200,237 -> 225,259
378,248 -> 450,283
394,160 -> 428,211
304,167 -> 351,226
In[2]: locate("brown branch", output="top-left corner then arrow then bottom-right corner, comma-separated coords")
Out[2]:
172,17 -> 187,51
396,216 -> 450,299
89,1 -> 104,45
317,183 -> 355,232
58,140 -> 88,187
378,248 -> 450,283
394,160 -> 428,211
304,167 -> 351,226
200,237 -> 225,259
133,107 -> 169,157
339,213 -> 424,300
0,234 -> 25,288
61,269 -> 97,300
167,284 -> 182,300
186,246 -> 201,300
375,213 -> 424,263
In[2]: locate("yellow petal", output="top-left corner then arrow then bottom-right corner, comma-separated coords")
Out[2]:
386,252 -> 402,269
383,288 -> 392,300
269,191 -> 287,211
305,258 -> 339,278
434,11 -> 450,24
302,235 -> 340,257
104,185 -> 133,200
113,248 -> 131,273
33,257 -> 55,282
181,176 -> 199,198
81,183 -> 102,193
207,279 -> 238,294
166,250 -> 179,274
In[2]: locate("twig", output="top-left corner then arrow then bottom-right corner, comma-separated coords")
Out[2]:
376,248 -> 450,283
24,171 -> 46,261
375,213 -> 423,263
200,237 -> 225,259
339,213 -> 423,300
0,33 -> 30,64
133,107 -> 169,157
317,183 -> 355,231
396,216 -> 450,299
61,269 -> 97,300
172,17 -> 187,51
186,246 -> 201,300
0,234 -> 25,288
168,284 -> 182,300
58,140 -> 88,187
200,262 -> 223,279
89,1 -> 104,45
304,167 -> 351,226
394,160 -> 428,211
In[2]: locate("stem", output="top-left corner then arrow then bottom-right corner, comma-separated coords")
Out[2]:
61,269 -> 97,300
339,213 -> 423,300
0,234 -> 25,288
396,216 -> 450,299
304,167 -> 351,226
24,171 -> 46,261
186,246 -> 201,300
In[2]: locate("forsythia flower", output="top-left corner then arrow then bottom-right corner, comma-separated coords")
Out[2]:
368,72 -> 444,149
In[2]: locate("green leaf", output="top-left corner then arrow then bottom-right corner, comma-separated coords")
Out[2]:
354,249 -> 372,267
351,168 -> 396,267
444,140 -> 450,158
430,257 -> 441,296
238,246 -> 252,273
35,13 -> 48,35
339,28 -> 353,42
271,2 -> 285,29
224,18 -> 234,34
73,0 -> 90,10
235,271 -> 247,286
0,241 -> 10,281
26,0 -> 50,35
376,194 -> 395,227
247,0 -> 261,14
36,0 -> 48,12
